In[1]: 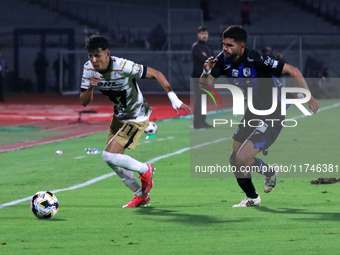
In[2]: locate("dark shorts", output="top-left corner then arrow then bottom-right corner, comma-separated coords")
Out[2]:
232,116 -> 284,155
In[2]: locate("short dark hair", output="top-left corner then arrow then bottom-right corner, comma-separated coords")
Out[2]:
222,25 -> 247,44
85,35 -> 109,52
197,26 -> 208,33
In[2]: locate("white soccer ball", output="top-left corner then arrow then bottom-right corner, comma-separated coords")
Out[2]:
30,191 -> 59,219
144,121 -> 158,134
55,150 -> 63,155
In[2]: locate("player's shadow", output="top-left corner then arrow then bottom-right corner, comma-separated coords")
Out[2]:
255,206 -> 340,222
135,207 -> 248,226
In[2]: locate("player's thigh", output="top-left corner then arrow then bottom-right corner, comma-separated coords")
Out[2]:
230,140 -> 243,164
232,120 -> 254,155
236,140 -> 260,166
247,120 -> 283,154
107,117 -> 149,150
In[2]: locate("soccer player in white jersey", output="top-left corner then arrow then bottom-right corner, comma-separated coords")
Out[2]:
80,35 -> 191,208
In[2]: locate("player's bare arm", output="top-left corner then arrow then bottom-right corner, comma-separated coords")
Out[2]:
145,67 -> 172,93
80,76 -> 100,107
145,67 -> 191,114
282,63 -> 319,114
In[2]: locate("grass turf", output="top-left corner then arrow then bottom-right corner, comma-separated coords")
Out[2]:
0,99 -> 339,254
0,125 -> 66,146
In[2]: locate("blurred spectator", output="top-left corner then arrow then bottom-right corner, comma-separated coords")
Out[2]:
261,46 -> 274,58
53,55 -> 69,92
275,51 -> 287,63
34,51 -> 49,93
200,0 -> 211,21
192,26 -> 214,129
316,68 -> 337,99
0,48 -> 9,101
241,1 -> 251,25
148,24 -> 167,51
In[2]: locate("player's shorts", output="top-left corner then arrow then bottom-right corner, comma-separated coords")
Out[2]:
232,116 -> 284,156
106,116 -> 149,150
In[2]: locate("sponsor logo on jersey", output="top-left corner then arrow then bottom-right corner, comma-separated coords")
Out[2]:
272,60 -> 278,69
98,81 -> 118,88
264,56 -> 274,66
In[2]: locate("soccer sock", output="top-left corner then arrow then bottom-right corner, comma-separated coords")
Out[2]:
102,151 -> 148,174
110,165 -> 143,196
253,158 -> 275,177
236,173 -> 258,199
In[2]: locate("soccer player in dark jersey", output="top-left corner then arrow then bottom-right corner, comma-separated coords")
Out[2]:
201,25 -> 319,207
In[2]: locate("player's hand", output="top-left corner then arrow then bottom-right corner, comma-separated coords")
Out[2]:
175,103 -> 192,115
203,56 -> 218,73
89,76 -> 100,87
308,96 -> 319,114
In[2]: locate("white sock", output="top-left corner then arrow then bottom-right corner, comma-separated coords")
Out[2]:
102,151 -> 148,174
109,165 -> 143,196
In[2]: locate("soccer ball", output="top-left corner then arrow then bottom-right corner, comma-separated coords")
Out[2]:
144,121 -> 157,134
30,191 -> 59,219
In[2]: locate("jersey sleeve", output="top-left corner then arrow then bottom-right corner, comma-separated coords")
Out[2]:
80,61 -> 93,92
121,59 -> 146,79
252,51 -> 284,77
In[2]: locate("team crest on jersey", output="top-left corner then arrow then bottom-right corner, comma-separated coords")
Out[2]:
243,67 -> 251,77
133,64 -> 142,76
232,69 -> 239,77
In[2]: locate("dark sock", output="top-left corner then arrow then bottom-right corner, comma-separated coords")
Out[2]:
236,173 -> 258,199
253,158 -> 275,177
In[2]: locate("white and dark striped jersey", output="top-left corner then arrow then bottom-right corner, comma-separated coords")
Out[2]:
81,56 -> 152,122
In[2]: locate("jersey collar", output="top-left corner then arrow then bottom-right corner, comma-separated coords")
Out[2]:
99,58 -> 112,74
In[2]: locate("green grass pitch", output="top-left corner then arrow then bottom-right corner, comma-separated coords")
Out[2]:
0,99 -> 339,254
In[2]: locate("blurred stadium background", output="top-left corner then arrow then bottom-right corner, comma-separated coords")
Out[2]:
0,0 -> 339,96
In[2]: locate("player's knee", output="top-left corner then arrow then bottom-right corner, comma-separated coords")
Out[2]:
102,151 -> 120,166
112,166 -> 123,175
235,153 -> 251,166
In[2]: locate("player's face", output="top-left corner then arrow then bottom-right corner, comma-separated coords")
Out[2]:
197,31 -> 209,42
222,38 -> 245,62
88,48 -> 110,72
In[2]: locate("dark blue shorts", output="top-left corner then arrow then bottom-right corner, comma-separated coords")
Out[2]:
232,116 -> 284,156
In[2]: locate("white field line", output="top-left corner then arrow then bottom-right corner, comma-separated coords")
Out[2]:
1,103 -> 339,210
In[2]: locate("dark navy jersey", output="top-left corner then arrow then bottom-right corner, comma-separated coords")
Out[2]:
211,48 -> 285,119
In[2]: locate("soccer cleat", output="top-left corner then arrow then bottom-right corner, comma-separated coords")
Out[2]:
140,164 -> 155,195
232,195 -> 261,207
139,195 -> 150,207
122,195 -> 149,208
263,164 -> 280,193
